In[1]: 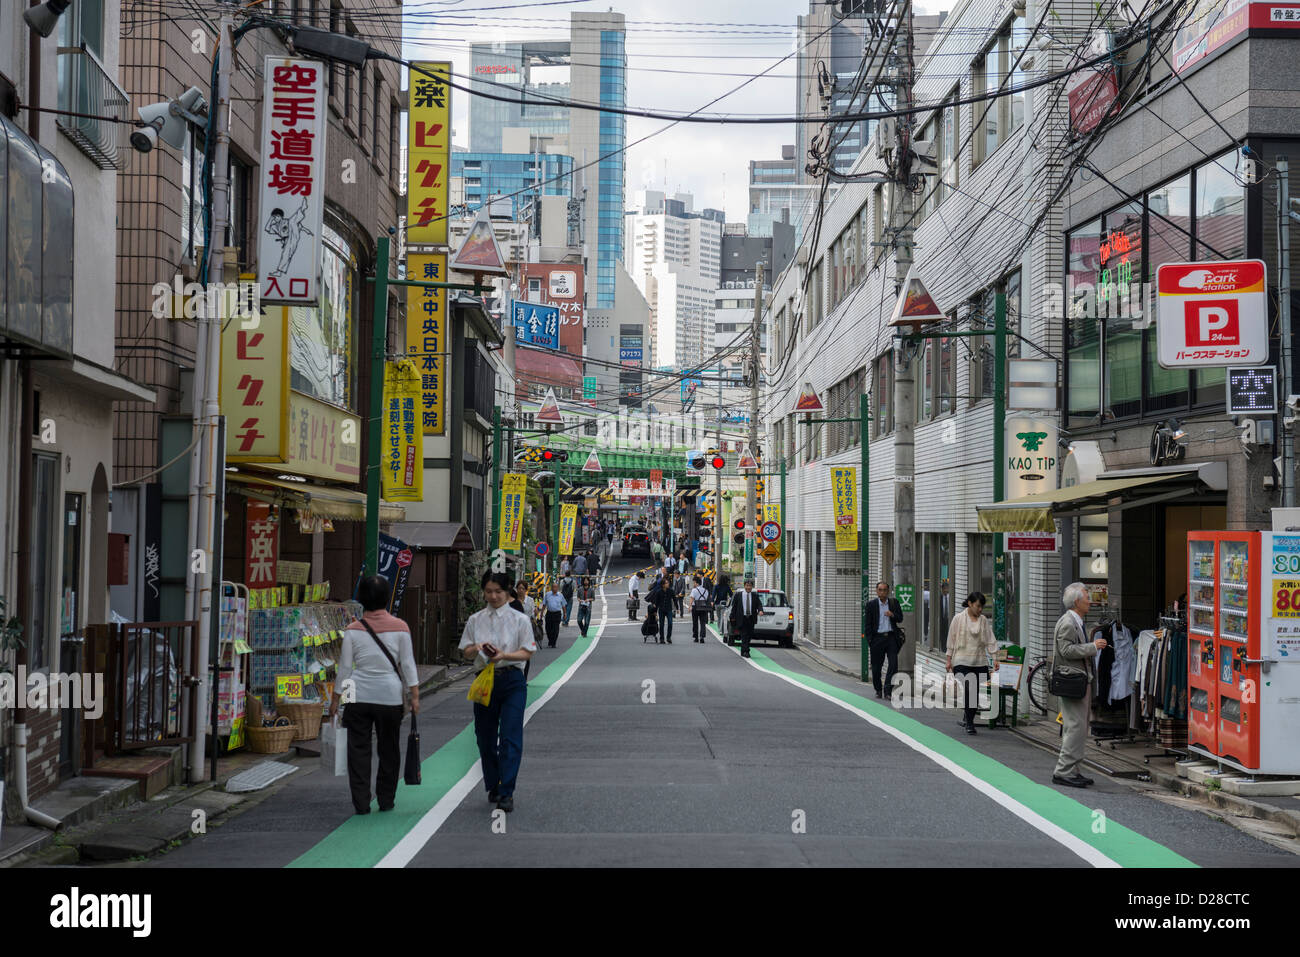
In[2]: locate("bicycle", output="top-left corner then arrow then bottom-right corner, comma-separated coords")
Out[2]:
1025,655 -> 1051,715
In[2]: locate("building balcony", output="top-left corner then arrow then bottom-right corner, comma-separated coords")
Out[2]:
56,44 -> 130,170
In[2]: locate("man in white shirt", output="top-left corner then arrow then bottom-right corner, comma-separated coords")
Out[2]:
729,577 -> 760,658
627,570 -> 643,620
460,573 -> 536,812
689,576 -> 712,642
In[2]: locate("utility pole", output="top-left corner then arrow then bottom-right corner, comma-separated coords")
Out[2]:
890,6 -> 918,674
715,363 -> 723,582
746,261 -> 765,581
1279,157 -> 1294,508
185,14 -> 234,782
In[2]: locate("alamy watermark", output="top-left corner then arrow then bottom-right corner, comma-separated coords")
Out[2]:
1,667 -> 104,719
150,275 -> 260,322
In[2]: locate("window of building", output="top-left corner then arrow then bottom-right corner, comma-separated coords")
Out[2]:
389,103 -> 400,181
857,202 -> 870,283
357,64 -> 368,148
968,533 -> 995,609
971,14 -> 1026,168
181,127 -> 207,265
921,533 -> 955,652
372,79 -> 383,159
873,350 -> 894,437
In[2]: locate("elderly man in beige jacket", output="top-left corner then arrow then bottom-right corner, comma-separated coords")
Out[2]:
1052,582 -> 1109,788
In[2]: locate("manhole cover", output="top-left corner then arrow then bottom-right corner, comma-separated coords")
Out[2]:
225,761 -> 298,793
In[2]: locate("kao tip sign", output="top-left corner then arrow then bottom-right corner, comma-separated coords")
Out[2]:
1156,260 -> 1267,368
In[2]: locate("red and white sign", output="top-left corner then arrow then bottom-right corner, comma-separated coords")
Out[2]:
1067,67 -> 1119,135
257,58 -> 327,305
245,502 -> 279,587
1157,260 -> 1268,367
396,548 -> 413,568
1173,0 -> 1300,75
1005,533 -> 1059,553
522,264 -> 585,354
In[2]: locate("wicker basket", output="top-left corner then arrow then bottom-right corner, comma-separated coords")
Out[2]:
277,698 -> 324,742
246,722 -> 298,753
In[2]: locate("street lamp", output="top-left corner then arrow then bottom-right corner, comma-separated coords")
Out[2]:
22,0 -> 70,37
130,86 -> 207,154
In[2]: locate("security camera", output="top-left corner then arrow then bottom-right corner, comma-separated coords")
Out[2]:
22,0 -> 70,37
1286,394 -> 1300,413
130,117 -> 163,154
133,86 -> 207,154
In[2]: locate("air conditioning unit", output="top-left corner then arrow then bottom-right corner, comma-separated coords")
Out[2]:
875,117 -> 897,159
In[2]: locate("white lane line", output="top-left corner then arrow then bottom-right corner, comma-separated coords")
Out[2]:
376,569 -> 610,869
707,627 -> 1118,868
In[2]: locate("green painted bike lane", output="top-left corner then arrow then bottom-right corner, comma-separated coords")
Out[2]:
711,624 -> 1194,868
288,624 -> 603,869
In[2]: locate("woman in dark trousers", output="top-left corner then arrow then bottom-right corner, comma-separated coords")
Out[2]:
713,574 -> 733,628
330,575 -> 419,815
650,572 -> 676,644
576,576 -> 595,636
459,572 -> 536,812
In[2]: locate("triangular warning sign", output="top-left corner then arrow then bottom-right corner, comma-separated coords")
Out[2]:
793,382 -> 824,414
582,450 -> 602,473
449,206 -> 509,275
536,388 -> 564,425
737,446 -> 758,471
889,267 -> 946,327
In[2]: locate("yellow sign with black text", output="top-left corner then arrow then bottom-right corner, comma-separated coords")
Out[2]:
499,473 -> 527,551
406,63 -> 451,246
382,360 -> 423,502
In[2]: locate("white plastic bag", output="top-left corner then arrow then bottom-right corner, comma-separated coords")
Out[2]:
320,715 -> 347,777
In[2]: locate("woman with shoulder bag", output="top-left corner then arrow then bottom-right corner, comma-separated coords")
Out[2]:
945,592 -> 998,734
329,575 -> 419,815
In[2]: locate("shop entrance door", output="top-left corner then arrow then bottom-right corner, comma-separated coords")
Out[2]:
59,493 -> 84,779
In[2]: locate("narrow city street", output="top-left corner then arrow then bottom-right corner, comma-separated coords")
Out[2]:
138,550 -> 1295,870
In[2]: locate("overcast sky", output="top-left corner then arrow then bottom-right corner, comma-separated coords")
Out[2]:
405,1 -> 939,222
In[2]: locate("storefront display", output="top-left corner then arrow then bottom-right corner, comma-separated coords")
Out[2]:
246,584 -> 360,712
214,583 -> 253,749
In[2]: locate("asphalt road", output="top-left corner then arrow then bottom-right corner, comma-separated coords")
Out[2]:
148,548 -> 1299,869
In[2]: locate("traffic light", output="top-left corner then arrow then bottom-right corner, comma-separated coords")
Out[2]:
733,530 -> 745,545
539,449 -> 569,463
711,453 -> 726,470
699,517 -> 712,528
733,518 -> 745,531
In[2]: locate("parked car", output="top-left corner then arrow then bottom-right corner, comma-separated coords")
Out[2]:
622,524 -> 651,557
721,589 -> 795,648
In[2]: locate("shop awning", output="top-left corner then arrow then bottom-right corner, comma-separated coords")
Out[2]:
226,472 -> 405,523
976,462 -> 1227,533
515,347 -> 583,387
386,521 -> 476,551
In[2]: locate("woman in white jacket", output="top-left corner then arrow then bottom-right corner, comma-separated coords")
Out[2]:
944,591 -> 999,735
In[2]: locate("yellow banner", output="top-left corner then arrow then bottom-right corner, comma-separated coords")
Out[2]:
405,253 -> 447,435
219,307 -> 289,462
406,63 -> 451,246
559,504 -> 578,555
382,360 -> 424,502
499,473 -> 527,551
831,466 -> 858,552
765,503 -> 781,524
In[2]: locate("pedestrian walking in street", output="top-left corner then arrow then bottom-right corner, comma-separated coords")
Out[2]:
945,592 -> 999,733
651,538 -> 665,566
542,579 -> 565,648
866,581 -> 904,698
662,549 -> 675,575
514,581 -> 539,649
730,576 -> 759,658
560,555 -> 571,578
672,571 -> 686,615
713,574 -> 733,628
573,550 -> 588,578
649,572 -> 675,643
459,572 -> 535,812
560,572 -> 576,626
1052,583 -> 1107,788
330,575 -> 420,815
627,570 -> 644,620
690,576 -> 712,642
576,576 -> 595,636
677,548 -> 692,576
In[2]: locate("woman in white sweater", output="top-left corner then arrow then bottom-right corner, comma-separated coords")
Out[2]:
945,591 -> 999,735
329,576 -> 419,814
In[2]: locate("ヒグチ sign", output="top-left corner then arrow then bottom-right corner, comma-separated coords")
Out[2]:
1157,260 -> 1268,367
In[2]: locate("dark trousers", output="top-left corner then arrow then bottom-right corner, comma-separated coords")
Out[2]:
342,702 -> 404,813
658,608 -> 674,642
869,633 -> 900,695
577,603 -> 592,635
545,610 -> 562,647
674,594 -> 684,615
562,597 -> 572,625
738,623 -> 754,656
628,595 -> 639,620
692,609 -> 709,639
952,665 -> 988,726
473,667 -> 527,799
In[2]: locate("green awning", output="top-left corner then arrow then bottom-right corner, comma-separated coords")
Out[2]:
976,474 -> 1174,533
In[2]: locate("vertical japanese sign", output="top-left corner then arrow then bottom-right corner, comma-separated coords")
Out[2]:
511,300 -> 561,350
831,467 -> 858,552
405,254 -> 447,435
382,359 -> 423,502
245,502 -> 279,588
406,63 -> 451,246
376,533 -> 414,615
257,58 -> 327,305
559,504 -> 578,555
220,307 -> 289,460
499,473 -> 527,551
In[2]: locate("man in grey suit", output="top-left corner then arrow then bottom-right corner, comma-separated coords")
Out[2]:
1052,582 -> 1109,788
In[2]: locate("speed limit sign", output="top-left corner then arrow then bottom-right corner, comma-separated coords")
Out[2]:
759,520 -> 782,543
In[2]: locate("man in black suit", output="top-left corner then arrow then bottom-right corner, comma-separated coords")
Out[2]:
730,577 -> 760,659
866,581 -> 904,699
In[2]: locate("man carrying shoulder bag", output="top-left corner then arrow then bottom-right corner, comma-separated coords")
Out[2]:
1051,582 -> 1108,788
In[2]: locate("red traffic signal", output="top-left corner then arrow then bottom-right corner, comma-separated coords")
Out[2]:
711,455 -> 725,469
542,449 -> 555,461
733,518 -> 745,531
700,517 -> 711,527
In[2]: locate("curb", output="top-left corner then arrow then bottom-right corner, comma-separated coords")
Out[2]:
793,640 -> 861,679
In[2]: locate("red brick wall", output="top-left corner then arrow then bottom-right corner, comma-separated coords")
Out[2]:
25,704 -> 63,801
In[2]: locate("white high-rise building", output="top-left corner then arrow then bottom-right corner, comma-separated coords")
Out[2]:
625,193 -> 722,370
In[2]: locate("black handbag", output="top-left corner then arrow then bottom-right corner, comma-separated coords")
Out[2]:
360,620 -> 421,785
1048,667 -> 1088,699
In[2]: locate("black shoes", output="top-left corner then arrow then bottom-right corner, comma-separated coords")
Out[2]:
497,796 -> 514,813
1078,775 -> 1096,786
488,790 -> 500,804
875,690 -> 883,699
1052,774 -> 1090,788
667,637 -> 672,644
379,804 -> 395,812
355,807 -> 370,815
966,725 -> 977,735
741,652 -> 751,658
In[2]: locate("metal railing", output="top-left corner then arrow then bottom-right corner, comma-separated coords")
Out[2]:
56,44 -> 131,170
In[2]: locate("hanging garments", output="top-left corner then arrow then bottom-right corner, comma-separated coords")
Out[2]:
1109,623 -> 1136,705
